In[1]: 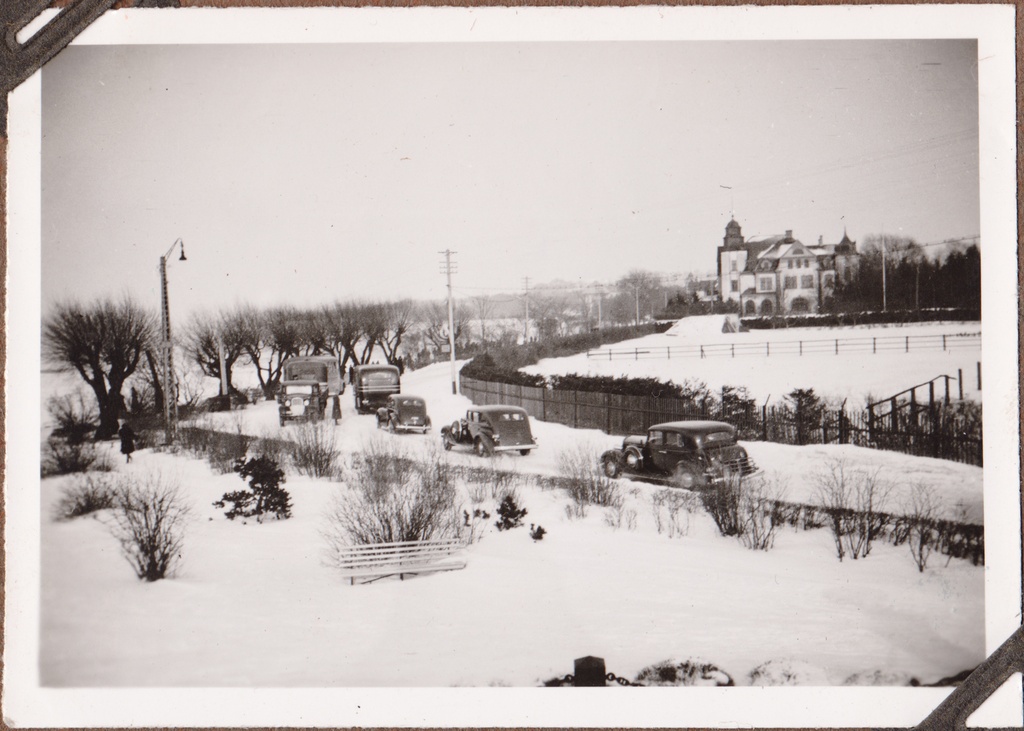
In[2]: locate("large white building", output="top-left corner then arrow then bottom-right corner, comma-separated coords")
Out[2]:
716,218 -> 859,316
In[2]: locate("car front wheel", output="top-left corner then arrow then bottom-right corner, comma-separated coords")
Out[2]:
474,436 -> 494,457
602,455 -> 622,478
672,465 -> 700,490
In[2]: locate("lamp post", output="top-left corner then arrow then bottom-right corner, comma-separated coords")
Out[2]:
160,238 -> 187,444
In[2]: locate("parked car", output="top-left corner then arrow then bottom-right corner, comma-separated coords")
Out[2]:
600,420 -> 757,489
376,394 -> 432,434
277,355 -> 344,426
441,405 -> 538,457
350,364 -> 401,413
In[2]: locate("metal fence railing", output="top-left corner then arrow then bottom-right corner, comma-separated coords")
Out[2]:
586,331 -> 981,361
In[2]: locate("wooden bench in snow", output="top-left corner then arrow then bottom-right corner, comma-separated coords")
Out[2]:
335,539 -> 467,585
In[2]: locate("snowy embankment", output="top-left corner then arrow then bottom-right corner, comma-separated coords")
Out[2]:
40,361 -> 984,688
524,316 -> 982,406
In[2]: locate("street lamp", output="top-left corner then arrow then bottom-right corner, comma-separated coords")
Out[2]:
159,238 -> 187,444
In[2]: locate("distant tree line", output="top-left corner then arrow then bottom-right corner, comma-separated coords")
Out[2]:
828,236 -> 981,314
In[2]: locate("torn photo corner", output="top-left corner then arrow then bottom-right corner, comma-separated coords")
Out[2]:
3,3 -> 1020,728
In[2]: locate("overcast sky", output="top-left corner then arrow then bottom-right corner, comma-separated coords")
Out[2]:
41,39 -> 979,318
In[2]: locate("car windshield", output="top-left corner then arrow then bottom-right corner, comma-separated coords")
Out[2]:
397,398 -> 424,407
497,412 -> 525,421
285,384 -> 313,395
285,363 -> 328,381
703,431 -> 736,446
361,371 -> 398,385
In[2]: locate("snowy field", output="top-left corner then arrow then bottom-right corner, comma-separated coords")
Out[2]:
39,362 -> 985,688
524,316 -> 983,406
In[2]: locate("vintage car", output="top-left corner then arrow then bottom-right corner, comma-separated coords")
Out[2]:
376,394 -> 432,434
600,420 -> 758,489
277,355 -> 344,426
441,405 -> 538,457
350,364 -> 401,413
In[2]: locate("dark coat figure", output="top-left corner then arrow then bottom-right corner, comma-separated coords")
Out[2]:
331,395 -> 342,424
118,422 -> 136,463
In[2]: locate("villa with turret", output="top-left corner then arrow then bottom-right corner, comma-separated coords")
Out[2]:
717,218 -> 860,316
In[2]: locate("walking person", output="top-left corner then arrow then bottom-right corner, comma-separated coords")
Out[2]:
118,420 -> 136,464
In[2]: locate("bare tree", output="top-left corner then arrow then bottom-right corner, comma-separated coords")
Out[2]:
471,295 -> 495,343
236,305 -> 304,398
617,269 -> 663,325
377,300 -> 416,366
43,297 -> 156,439
531,293 -> 573,340
183,308 -> 248,397
316,301 -> 364,374
421,300 -> 466,352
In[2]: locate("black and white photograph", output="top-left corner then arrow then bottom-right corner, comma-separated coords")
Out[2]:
4,4 -> 1019,727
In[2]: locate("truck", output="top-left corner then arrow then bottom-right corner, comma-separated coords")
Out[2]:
350,363 -> 401,413
277,355 -> 344,426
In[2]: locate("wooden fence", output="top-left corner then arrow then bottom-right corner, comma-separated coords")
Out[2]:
459,376 -> 983,467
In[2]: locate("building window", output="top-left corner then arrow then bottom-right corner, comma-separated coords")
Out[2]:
787,260 -> 793,269
731,280 -> 739,293
744,300 -> 756,316
760,299 -> 774,316
758,276 -> 775,292
784,275 -> 797,289
822,274 -> 835,288
790,297 -> 810,314
801,275 -> 814,289
731,259 -> 737,272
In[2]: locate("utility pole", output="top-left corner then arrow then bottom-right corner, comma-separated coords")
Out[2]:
597,288 -> 603,330
881,232 -> 887,312
159,238 -> 187,444
523,276 -> 530,343
439,249 -> 458,395
634,285 -> 641,325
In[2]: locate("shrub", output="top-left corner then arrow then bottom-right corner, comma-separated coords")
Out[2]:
288,421 -> 342,478
53,474 -> 116,520
651,488 -> 698,538
903,483 -> 942,572
213,455 -> 292,522
737,473 -> 788,551
109,473 -> 191,581
700,471 -> 743,537
495,493 -> 527,531
557,445 -> 622,519
634,659 -> 734,687
603,504 -> 637,531
47,391 -> 96,444
323,441 -> 461,549
783,388 -> 825,445
42,437 -> 109,476
815,458 -> 892,561
462,507 -> 491,544
529,523 -> 547,541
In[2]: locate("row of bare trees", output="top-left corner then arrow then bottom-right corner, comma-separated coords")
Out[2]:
42,269 -> 672,441
182,300 -> 416,399
42,297 -> 419,439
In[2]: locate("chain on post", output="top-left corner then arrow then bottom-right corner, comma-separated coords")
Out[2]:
606,672 -> 642,687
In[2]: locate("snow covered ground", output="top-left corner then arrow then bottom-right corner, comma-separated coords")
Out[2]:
38,361 -> 985,690
524,316 -> 982,406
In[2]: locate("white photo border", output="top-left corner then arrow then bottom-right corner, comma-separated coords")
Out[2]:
4,4 -> 1019,727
